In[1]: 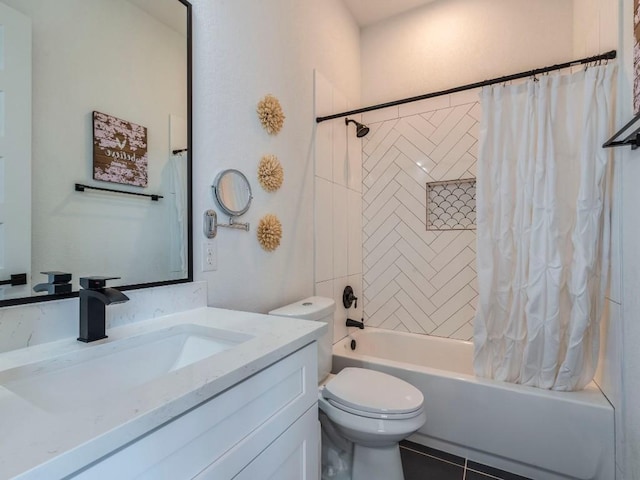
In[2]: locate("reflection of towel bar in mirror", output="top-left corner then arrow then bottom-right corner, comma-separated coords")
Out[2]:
203,210 -> 249,239
0,273 -> 27,287
75,183 -> 164,201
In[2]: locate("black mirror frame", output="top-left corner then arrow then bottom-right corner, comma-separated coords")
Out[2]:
0,0 -> 193,308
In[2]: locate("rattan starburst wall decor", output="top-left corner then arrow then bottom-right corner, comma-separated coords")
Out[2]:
257,94 -> 285,135
257,214 -> 282,251
257,154 -> 284,192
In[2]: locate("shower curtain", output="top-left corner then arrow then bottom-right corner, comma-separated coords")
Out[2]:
473,63 -> 616,391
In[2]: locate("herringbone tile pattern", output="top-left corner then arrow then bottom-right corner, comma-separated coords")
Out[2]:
362,102 -> 480,340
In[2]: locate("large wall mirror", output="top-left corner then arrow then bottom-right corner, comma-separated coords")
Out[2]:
0,0 -> 193,306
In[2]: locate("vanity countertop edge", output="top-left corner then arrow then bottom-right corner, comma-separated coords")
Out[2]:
0,306 -> 326,480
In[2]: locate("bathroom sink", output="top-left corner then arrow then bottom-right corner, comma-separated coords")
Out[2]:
0,324 -> 253,413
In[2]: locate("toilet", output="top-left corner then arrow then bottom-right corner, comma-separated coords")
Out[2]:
269,296 -> 426,480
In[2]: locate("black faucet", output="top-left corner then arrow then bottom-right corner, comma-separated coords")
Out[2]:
78,276 -> 129,343
346,318 -> 364,329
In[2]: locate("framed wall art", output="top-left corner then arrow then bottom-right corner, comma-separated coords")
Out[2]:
93,111 -> 148,187
635,0 -> 640,113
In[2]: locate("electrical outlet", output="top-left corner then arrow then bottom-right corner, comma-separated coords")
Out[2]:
202,241 -> 217,272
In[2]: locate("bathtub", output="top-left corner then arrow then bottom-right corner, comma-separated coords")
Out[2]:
332,328 -> 614,480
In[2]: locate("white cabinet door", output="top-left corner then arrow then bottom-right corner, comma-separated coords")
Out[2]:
68,344 -> 318,480
229,406 -> 319,480
0,2 -> 31,299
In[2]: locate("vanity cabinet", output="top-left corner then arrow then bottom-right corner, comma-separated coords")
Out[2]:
69,343 -> 319,480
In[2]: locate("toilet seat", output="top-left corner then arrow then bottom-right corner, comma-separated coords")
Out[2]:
321,367 -> 424,420
324,398 -> 423,419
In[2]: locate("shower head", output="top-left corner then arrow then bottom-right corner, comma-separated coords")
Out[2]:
345,118 -> 370,138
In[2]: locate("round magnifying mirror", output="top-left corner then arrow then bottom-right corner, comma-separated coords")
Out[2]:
212,169 -> 253,217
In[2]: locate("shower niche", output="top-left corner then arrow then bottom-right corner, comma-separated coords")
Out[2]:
426,178 -> 476,231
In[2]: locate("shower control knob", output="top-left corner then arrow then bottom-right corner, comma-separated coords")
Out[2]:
343,285 -> 358,309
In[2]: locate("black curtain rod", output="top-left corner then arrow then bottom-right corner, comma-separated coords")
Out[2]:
316,50 -> 617,123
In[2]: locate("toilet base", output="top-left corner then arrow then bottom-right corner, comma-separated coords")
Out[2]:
352,443 -> 404,480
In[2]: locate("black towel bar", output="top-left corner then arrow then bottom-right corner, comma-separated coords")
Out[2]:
603,111 -> 640,150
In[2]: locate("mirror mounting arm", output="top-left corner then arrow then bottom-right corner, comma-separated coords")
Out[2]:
203,210 -> 250,240
219,216 -> 250,232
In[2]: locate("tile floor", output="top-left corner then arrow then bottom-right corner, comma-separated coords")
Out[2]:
400,440 -> 532,480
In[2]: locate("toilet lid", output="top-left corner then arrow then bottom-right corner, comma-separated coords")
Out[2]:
322,368 -> 423,415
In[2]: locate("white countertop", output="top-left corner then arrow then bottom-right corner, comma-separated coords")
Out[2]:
0,307 -> 325,480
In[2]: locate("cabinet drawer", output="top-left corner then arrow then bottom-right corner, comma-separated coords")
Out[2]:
197,405 -> 319,480
71,343 -> 318,480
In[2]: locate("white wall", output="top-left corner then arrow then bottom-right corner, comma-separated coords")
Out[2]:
0,0 -> 358,352
573,0 -> 618,58
572,0 -> 623,477
0,0 -> 359,354
190,0 -> 360,313
360,0 -> 574,106
618,0 -> 640,476
4,0 -> 187,288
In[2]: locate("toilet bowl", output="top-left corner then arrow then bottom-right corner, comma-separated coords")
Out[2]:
320,367 -> 425,480
269,297 -> 426,480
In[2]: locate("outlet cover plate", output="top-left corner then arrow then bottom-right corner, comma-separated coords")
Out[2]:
202,241 -> 217,272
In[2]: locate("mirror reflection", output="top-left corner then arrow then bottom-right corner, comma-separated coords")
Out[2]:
214,170 -> 253,217
0,0 -> 191,303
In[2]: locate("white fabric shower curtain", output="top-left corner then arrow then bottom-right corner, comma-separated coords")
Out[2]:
473,64 -> 616,391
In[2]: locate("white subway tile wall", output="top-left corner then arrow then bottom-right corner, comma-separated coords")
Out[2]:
362,97 -> 480,340
314,71 -> 363,343
314,177 -> 334,283
314,73 -> 481,342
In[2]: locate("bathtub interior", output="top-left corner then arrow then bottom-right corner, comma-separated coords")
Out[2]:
338,328 -> 474,376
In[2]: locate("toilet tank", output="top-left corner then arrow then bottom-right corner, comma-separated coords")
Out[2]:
268,296 -> 335,383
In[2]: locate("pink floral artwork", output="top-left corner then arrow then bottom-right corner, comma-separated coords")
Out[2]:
93,111 -> 148,187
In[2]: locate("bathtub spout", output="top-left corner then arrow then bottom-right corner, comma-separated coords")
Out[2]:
346,318 -> 364,329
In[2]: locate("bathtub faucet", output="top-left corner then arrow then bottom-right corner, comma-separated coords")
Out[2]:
346,318 -> 364,329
